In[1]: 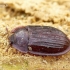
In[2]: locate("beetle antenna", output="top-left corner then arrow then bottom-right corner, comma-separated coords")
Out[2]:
5,27 -> 10,52
6,27 -> 9,39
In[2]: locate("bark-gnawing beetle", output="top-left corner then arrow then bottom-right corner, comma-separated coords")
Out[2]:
9,26 -> 70,56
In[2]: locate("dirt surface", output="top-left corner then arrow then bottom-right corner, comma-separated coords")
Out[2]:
0,0 -> 70,70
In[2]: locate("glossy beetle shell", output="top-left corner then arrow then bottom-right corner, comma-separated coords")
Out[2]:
9,26 -> 70,56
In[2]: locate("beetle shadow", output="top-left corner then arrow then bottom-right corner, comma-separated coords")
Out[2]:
25,52 -> 70,64
41,52 -> 70,65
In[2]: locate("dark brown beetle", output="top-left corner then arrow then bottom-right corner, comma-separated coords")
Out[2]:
9,26 -> 70,56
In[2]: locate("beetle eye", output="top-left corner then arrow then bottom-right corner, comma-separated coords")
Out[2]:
9,34 -> 15,45
9,40 -> 13,45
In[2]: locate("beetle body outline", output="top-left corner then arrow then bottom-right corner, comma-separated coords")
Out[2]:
9,26 -> 70,56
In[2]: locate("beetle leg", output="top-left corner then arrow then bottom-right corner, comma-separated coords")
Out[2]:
5,46 -> 10,52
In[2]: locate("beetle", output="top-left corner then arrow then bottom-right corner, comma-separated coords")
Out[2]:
9,26 -> 70,56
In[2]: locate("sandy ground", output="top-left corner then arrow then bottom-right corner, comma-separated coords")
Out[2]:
0,0 -> 70,70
